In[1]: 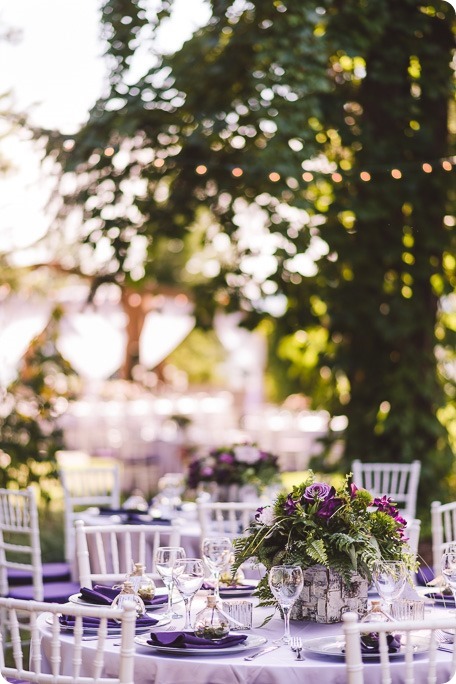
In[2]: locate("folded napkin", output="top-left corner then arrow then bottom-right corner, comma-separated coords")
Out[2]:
79,585 -> 168,607
360,633 -> 402,654
126,512 -> 172,525
59,613 -> 159,631
426,592 -> 455,605
147,631 -> 248,649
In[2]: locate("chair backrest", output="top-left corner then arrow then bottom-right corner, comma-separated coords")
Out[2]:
60,465 -> 121,562
342,610 -> 456,684
0,596 -> 136,684
196,501 -> 259,540
351,459 -> 421,520
75,520 -> 182,586
431,500 -> 456,577
405,517 -> 421,558
0,487 -> 44,600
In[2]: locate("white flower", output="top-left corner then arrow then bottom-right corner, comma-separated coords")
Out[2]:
234,445 -> 261,464
255,505 -> 275,526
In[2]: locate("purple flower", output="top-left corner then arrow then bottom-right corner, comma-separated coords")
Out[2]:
284,494 -> 298,515
350,483 -> 359,498
315,496 -> 344,520
303,482 -> 335,503
373,495 -> 399,518
218,453 -> 235,464
201,466 -> 214,478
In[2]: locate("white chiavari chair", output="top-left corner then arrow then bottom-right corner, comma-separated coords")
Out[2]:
342,610 -> 456,684
351,460 -> 421,520
431,500 -> 456,579
0,597 -> 136,684
0,487 -> 78,603
75,520 -> 181,586
59,465 -> 121,563
196,501 -> 260,540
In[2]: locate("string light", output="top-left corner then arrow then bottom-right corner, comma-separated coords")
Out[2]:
190,155 -> 455,182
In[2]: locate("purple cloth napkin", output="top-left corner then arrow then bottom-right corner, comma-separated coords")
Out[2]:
79,585 -> 168,607
426,592 -> 455,605
147,631 -> 248,649
360,633 -> 402,654
59,614 -> 159,630
202,582 -> 256,592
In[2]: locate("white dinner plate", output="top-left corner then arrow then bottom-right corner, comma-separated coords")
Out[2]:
302,634 -> 430,661
219,580 -> 259,598
134,633 -> 267,656
52,613 -> 170,635
68,586 -> 168,610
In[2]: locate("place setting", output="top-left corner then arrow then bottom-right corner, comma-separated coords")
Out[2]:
134,552 -> 266,657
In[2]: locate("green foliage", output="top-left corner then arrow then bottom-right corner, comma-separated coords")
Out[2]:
0,309 -> 77,500
233,472 -> 416,599
37,0 -> 456,521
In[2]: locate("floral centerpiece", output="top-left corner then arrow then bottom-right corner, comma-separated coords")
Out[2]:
232,472 -> 417,622
186,443 -> 281,495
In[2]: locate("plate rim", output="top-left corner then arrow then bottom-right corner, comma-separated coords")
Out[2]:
68,586 -> 168,608
133,632 -> 267,655
51,613 -> 170,634
302,633 -> 430,661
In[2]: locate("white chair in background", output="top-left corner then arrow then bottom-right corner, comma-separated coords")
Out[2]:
59,464 -> 121,563
342,610 -> 456,684
196,501 -> 260,540
351,459 -> 421,520
0,596 -> 136,684
0,487 -> 78,602
405,517 -> 421,558
431,500 -> 456,578
75,520 -> 181,586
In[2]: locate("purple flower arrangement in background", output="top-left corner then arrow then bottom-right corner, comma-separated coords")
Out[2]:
186,443 -> 281,490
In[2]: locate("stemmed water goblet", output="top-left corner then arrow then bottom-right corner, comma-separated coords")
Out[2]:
172,557 -> 205,630
202,536 -> 233,600
372,560 -> 407,615
441,550 -> 456,610
154,546 -> 186,620
268,565 -> 304,645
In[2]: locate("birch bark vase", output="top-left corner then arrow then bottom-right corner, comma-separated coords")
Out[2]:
290,565 -> 369,623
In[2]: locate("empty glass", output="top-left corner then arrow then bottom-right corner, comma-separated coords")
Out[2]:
268,565 -> 303,644
372,560 -> 407,614
441,550 -> 456,609
154,546 -> 186,619
172,557 -> 205,630
202,537 -> 233,600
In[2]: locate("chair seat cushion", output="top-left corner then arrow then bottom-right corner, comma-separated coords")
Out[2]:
8,581 -> 80,603
8,562 -> 72,586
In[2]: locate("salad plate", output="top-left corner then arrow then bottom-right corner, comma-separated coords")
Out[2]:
68,586 -> 168,609
134,633 -> 267,656
302,634 -> 429,661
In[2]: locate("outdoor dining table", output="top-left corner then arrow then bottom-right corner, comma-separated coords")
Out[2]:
36,594 -> 455,684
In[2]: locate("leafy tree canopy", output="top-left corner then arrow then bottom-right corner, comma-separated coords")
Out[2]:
38,0 -> 456,517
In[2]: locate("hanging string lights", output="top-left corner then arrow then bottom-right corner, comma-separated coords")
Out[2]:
190,155 -> 456,182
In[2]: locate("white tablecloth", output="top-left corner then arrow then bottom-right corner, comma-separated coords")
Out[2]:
37,599 -> 454,684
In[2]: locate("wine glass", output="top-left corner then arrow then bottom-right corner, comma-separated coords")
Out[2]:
441,550 -> 456,609
372,560 -> 407,614
154,546 -> 186,619
172,557 -> 205,630
268,565 -> 304,645
202,537 -> 233,600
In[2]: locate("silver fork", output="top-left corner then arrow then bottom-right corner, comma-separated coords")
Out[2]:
290,636 -> 304,660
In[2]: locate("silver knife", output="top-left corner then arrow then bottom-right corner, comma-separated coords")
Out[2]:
244,644 -> 280,660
